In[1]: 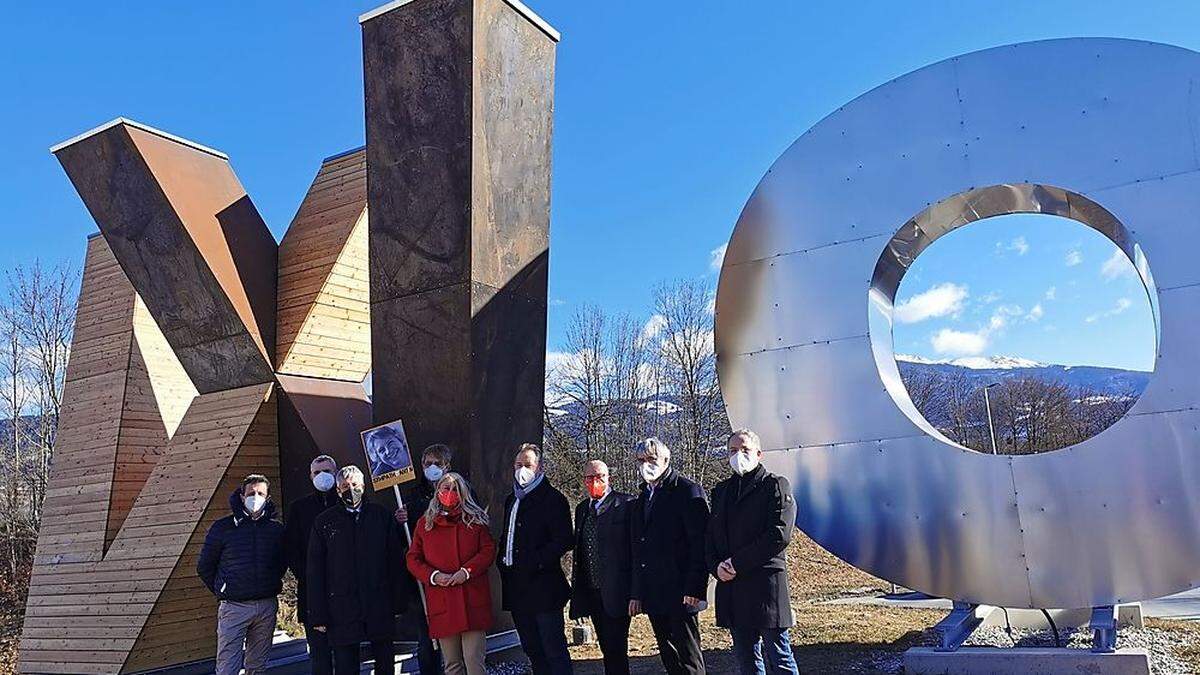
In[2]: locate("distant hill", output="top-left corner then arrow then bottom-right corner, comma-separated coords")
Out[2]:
896,354 -> 1151,396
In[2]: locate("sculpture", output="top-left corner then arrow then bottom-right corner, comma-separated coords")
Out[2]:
716,38 -> 1200,613
17,0 -> 556,672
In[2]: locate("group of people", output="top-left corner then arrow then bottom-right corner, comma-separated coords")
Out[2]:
195,428 -> 799,675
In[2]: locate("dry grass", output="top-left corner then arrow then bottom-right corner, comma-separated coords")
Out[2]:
557,532 -> 937,673
560,532 -> 1200,673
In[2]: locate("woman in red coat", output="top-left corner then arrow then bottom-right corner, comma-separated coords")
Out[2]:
406,472 -> 496,675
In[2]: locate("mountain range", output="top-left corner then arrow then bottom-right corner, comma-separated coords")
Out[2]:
896,354 -> 1151,397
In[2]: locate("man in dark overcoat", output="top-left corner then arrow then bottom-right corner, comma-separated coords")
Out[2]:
629,438 -> 709,675
498,443 -> 575,674
706,429 -> 799,675
569,459 -> 635,675
307,465 -> 409,674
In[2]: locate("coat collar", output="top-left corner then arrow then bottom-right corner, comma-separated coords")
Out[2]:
229,489 -> 276,525
643,466 -> 677,494
733,464 -> 768,502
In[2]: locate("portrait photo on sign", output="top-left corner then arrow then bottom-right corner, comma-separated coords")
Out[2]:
360,419 -> 416,491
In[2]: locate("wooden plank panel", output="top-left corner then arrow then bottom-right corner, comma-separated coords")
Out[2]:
276,151 -> 369,381
19,384 -> 275,674
121,390 -> 278,674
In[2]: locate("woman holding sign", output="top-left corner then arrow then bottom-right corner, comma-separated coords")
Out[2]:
406,473 -> 496,675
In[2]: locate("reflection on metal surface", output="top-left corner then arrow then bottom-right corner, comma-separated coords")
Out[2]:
715,38 -> 1200,609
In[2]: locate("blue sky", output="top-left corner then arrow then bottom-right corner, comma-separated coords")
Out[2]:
1,1 -> 1190,369
893,214 -> 1156,371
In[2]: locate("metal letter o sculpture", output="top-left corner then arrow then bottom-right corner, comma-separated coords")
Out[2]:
715,38 -> 1200,609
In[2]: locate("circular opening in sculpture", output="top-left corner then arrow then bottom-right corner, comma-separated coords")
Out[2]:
868,184 -> 1159,454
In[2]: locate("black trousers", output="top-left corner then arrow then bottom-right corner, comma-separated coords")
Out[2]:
584,589 -> 631,675
303,623 -> 334,675
512,609 -> 572,674
333,639 -> 395,675
648,611 -> 705,675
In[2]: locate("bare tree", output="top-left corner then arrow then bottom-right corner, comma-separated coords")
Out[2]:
10,262 -> 76,526
544,305 -> 654,499
902,367 -> 1143,456
652,279 -> 729,486
0,301 -> 29,583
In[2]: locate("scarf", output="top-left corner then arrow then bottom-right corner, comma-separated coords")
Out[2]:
514,471 -> 545,500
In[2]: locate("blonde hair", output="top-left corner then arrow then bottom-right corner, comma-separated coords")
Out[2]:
423,472 -> 489,531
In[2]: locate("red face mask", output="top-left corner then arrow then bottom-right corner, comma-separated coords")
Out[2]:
584,477 -> 607,499
437,489 -> 461,509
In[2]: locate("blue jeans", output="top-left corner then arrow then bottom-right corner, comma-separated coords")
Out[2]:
512,610 -> 573,674
730,626 -> 799,675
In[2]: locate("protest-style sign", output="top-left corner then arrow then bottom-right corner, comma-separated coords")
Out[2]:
359,418 -> 416,491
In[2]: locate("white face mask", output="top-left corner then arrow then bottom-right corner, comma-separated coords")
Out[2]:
312,471 -> 335,492
424,465 -> 445,483
515,466 -> 536,487
640,459 -> 665,483
730,451 -> 759,476
244,494 -> 266,514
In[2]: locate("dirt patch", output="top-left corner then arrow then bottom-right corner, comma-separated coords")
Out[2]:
0,609 -> 20,675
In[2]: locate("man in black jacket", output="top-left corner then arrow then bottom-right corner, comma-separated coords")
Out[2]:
569,460 -> 634,675
629,438 -> 709,675
197,474 -> 286,675
707,429 -> 799,675
498,443 -> 575,674
307,465 -> 408,674
283,454 -> 339,674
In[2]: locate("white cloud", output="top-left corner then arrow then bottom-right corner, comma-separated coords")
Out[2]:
932,329 -> 988,356
928,305 -> 1018,357
894,283 -> 968,324
979,291 -> 1001,304
1100,248 -> 1134,280
705,293 -> 716,316
997,236 -> 1029,256
1026,304 -> 1044,321
709,243 -> 728,273
1085,297 -> 1133,323
1044,287 -> 1057,301
1065,249 -> 1083,267
641,314 -> 668,340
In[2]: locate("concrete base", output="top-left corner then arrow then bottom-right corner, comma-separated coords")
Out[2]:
904,647 -> 1150,674
979,603 -> 1143,630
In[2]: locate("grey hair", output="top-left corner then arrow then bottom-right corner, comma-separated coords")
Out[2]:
636,437 -> 671,461
312,454 -> 337,467
728,428 -> 761,453
338,465 -> 364,484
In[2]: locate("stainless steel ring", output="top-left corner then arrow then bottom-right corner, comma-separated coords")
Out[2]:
715,38 -> 1200,609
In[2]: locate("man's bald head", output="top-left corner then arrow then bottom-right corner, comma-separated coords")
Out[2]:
584,460 -> 608,475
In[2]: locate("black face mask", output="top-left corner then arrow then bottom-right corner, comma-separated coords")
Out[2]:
339,486 -> 363,508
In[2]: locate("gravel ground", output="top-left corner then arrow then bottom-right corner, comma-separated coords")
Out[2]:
964,622 -> 1194,674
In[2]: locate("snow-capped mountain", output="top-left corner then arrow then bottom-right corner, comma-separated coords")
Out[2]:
896,355 -> 1151,404
896,354 -> 1047,370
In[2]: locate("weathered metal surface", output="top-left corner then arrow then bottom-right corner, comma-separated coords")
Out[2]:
276,374 -> 373,509
53,121 -> 276,393
716,38 -> 1200,609
363,0 -> 555,521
